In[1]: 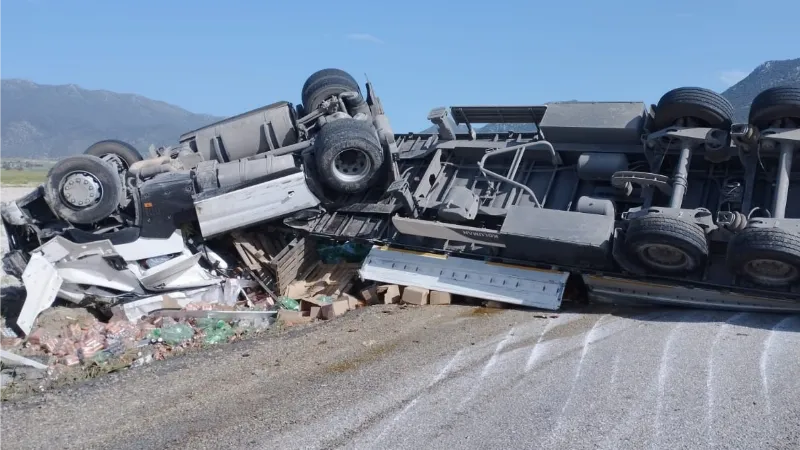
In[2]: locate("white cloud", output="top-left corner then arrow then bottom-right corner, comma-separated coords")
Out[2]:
346,33 -> 384,45
719,69 -> 748,87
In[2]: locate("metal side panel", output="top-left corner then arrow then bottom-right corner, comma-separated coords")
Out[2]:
17,253 -> 63,335
113,230 -> 186,262
194,171 -> 321,238
136,253 -> 205,289
583,274 -> 800,313
358,245 -> 569,310
392,216 -> 506,248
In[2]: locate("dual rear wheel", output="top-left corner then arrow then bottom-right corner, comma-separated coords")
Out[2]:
302,68 -> 386,195
726,86 -> 800,287
625,86 -> 800,288
623,87 -> 726,276
623,215 -> 800,288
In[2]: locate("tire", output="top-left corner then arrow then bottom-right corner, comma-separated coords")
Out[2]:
748,86 -> 800,129
726,227 -> 800,287
653,87 -> 735,130
624,214 -> 709,274
84,139 -> 142,208
44,155 -> 123,224
84,139 -> 143,169
313,118 -> 384,194
301,69 -> 361,113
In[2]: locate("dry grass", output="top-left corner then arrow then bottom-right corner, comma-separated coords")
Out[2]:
0,169 -> 48,186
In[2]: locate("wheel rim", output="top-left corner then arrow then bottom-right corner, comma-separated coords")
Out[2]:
59,171 -> 103,209
101,154 -> 129,172
333,148 -> 371,183
742,258 -> 799,285
636,243 -> 692,271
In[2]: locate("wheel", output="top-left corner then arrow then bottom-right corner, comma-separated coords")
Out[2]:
726,227 -> 800,287
748,87 -> 800,129
313,118 -> 384,194
43,155 -> 123,224
624,215 -> 709,274
84,139 -> 143,169
301,68 -> 361,112
84,139 -> 143,208
653,87 -> 735,130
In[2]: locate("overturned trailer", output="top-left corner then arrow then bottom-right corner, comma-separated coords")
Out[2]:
3,69 -> 800,327
283,87 -> 800,312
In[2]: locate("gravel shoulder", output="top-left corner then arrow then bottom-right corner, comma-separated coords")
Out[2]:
3,302 -> 799,450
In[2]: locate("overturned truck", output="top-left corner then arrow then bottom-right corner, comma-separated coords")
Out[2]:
3,69 -> 800,328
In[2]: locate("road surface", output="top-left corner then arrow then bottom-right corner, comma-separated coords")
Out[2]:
2,303 -> 799,450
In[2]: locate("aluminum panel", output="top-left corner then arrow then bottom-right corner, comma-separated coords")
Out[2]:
359,245 -> 568,310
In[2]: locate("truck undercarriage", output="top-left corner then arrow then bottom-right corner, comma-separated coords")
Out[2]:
284,98 -> 800,312
3,69 -> 800,334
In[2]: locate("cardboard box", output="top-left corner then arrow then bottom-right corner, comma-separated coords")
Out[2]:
300,297 -> 331,316
360,286 -> 380,305
383,285 -> 401,304
320,300 -> 350,320
429,290 -> 452,305
277,309 -> 314,325
319,294 -> 359,320
402,286 -> 429,305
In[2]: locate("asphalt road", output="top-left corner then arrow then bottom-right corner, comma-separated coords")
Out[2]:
2,303 -> 799,450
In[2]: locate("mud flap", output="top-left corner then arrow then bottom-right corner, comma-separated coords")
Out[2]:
358,245 -> 568,310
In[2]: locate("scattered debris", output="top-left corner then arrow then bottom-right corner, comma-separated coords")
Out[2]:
317,241 -> 371,264
381,285 -> 401,305
1,225 -> 535,396
0,350 -> 48,370
0,237 -> 380,392
429,291 -> 452,306
229,231 -> 317,299
401,286 -> 430,306
483,301 -> 507,309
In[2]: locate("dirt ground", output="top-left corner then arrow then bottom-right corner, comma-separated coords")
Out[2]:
3,302 -> 799,450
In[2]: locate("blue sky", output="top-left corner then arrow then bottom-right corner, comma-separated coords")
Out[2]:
2,0 -> 798,132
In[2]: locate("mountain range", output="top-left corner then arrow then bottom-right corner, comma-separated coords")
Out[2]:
0,81 -> 223,159
2,58 -> 799,159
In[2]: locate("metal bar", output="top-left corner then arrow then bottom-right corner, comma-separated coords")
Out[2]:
540,168 -> 559,208
500,145 -> 526,209
508,159 -> 535,208
565,175 -> 581,212
772,142 -> 794,219
700,164 -> 714,210
741,157 -> 757,214
668,145 -> 692,209
437,154 -> 459,206
261,138 -> 314,157
477,142 -> 558,208
642,147 -> 667,209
